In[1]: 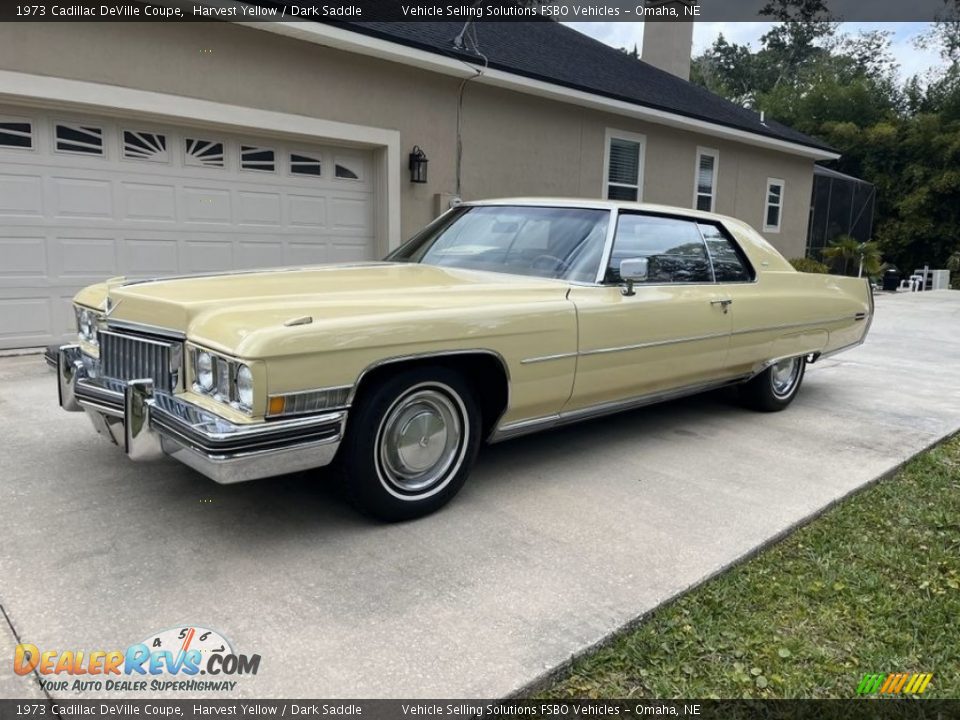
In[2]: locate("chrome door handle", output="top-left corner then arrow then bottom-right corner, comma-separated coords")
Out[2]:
710,299 -> 733,313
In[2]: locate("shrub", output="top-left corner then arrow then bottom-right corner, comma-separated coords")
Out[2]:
789,257 -> 831,274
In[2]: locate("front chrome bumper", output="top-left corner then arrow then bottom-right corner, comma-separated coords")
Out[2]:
57,344 -> 345,484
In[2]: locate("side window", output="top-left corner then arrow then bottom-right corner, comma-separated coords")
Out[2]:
699,223 -> 753,282
607,214 -> 712,284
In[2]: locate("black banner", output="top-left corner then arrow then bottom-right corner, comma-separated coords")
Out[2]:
1,700 -> 959,720
0,0 -> 956,23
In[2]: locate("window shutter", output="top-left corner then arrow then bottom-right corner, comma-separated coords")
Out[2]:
697,154 -> 715,196
608,138 -> 640,185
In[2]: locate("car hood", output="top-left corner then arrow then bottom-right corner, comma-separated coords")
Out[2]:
75,263 -> 571,357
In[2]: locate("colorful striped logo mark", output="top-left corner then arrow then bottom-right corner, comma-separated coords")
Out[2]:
857,673 -> 934,695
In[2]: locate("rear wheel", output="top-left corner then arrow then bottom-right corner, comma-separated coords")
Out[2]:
338,366 -> 481,521
739,356 -> 806,412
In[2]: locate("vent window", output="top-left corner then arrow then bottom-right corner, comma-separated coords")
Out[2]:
291,153 -> 322,176
334,163 -> 359,180
184,138 -> 225,168
56,124 -> 104,155
123,130 -> 168,162
0,121 -> 32,149
241,145 -> 275,172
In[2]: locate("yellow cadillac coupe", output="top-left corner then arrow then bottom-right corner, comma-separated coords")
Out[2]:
56,199 -> 873,520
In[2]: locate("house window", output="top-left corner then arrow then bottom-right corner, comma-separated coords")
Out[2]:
241,145 -> 275,172
694,147 -> 718,212
185,138 -> 225,168
0,120 -> 32,149
604,130 -> 645,201
291,152 -> 322,176
764,178 -> 785,233
55,124 -> 104,155
123,130 -> 168,162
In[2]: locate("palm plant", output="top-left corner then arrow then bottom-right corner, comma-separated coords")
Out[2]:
821,235 -> 883,277
857,241 -> 884,277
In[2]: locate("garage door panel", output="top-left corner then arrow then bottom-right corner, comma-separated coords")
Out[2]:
51,237 -> 117,280
122,182 -> 177,222
288,195 -> 327,227
181,239 -> 233,273
329,243 -> 374,263
237,240 -> 285,269
286,241 -> 330,266
0,295 -> 53,343
52,178 -> 113,218
183,187 -> 231,224
330,196 -> 373,231
236,191 -> 282,226
0,106 -> 377,348
121,238 -> 179,276
0,237 -> 47,280
0,174 -> 43,216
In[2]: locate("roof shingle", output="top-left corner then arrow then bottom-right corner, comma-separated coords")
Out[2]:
338,21 -> 832,152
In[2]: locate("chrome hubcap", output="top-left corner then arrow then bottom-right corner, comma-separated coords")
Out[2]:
378,387 -> 464,495
771,357 -> 801,398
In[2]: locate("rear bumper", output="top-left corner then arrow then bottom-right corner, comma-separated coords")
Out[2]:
57,344 -> 345,484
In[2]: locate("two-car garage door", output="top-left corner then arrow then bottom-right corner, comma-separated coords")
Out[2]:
0,105 -> 377,349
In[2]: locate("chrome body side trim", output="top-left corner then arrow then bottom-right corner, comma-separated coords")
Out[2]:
520,352 -> 578,365
490,373 -> 751,442
579,330 -> 730,357
731,315 -> 854,337
521,316 -> 854,363
57,346 -> 345,484
814,338 -> 868,362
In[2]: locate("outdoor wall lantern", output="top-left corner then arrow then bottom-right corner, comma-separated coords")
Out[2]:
409,146 -> 429,183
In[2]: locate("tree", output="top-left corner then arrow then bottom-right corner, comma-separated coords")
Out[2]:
689,4 -> 959,273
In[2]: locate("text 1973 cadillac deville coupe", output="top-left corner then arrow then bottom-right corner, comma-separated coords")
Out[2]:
56,199 -> 873,520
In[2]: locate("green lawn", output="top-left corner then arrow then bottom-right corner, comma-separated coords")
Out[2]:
540,433 -> 960,699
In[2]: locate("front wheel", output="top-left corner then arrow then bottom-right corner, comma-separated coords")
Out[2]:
739,356 -> 806,412
338,367 -> 481,521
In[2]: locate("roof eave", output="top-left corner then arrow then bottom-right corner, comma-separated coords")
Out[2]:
242,20 -> 840,162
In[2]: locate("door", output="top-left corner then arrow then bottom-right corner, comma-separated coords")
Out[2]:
565,213 -> 733,413
0,106 -> 377,349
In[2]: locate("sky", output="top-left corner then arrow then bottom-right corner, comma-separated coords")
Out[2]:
566,22 -> 946,82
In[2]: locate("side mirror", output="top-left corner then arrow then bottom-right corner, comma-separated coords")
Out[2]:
620,257 -> 648,296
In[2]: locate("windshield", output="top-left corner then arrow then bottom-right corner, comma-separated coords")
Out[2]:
386,205 -> 610,282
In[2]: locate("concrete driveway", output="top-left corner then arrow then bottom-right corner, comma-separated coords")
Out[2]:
2,291 -> 959,700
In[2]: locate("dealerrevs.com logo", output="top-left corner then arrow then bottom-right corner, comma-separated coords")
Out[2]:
14,626 -> 261,693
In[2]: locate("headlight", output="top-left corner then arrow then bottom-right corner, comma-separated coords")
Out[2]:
195,351 -> 214,391
75,307 -> 100,345
191,347 -> 256,415
236,365 -> 254,409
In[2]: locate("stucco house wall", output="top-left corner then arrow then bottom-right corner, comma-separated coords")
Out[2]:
0,21 -> 813,259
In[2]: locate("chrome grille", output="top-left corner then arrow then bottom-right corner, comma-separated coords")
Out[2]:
99,330 -> 180,393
